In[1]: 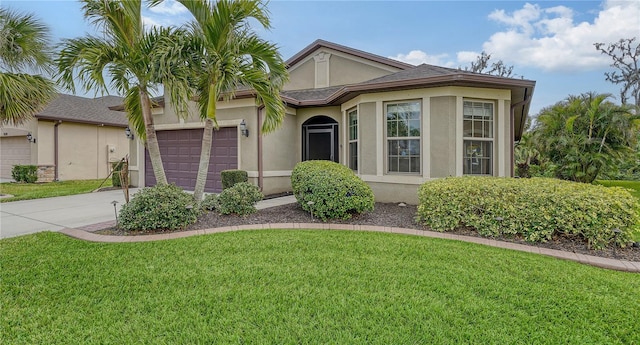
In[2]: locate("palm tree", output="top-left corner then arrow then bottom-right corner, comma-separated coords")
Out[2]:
166,0 -> 288,202
533,92 -> 639,183
0,8 -> 56,125
56,0 -> 192,185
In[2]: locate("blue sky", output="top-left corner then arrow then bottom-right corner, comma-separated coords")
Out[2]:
4,0 -> 639,116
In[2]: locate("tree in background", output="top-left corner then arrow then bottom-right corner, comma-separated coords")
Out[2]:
162,0 -> 288,202
465,51 -> 515,78
594,38 -> 640,107
532,92 -> 639,183
57,0 -> 192,186
0,8 -> 56,125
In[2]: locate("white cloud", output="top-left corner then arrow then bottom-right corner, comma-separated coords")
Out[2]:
483,0 -> 640,72
389,50 -> 453,67
456,51 -> 481,65
142,15 -> 163,30
148,0 -> 187,15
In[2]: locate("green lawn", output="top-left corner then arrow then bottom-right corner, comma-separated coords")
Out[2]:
2,230 -> 638,344
596,180 -> 640,200
0,179 -> 112,202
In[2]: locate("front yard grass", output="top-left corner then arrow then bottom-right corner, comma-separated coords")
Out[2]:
0,179 -> 112,202
596,180 -> 640,200
1,230 -> 638,344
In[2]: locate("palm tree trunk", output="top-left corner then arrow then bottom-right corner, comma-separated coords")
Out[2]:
193,118 -> 215,202
140,89 -> 167,185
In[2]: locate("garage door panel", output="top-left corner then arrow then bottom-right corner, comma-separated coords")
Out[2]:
145,128 -> 237,193
0,137 -> 32,179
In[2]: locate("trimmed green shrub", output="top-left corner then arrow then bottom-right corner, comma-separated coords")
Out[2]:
118,184 -> 199,231
11,165 -> 38,183
200,193 -> 219,212
111,161 -> 127,187
221,169 -> 248,190
291,160 -> 374,220
416,177 -> 640,249
216,182 -> 263,216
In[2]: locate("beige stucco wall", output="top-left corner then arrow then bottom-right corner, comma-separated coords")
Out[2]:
262,113 -> 297,172
358,102 -> 377,175
430,96 -> 456,178
330,55 -> 395,87
284,48 -> 401,91
285,59 -> 315,91
55,123 -> 129,180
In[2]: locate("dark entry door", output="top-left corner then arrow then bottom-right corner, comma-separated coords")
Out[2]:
307,129 -> 334,161
302,116 -> 339,163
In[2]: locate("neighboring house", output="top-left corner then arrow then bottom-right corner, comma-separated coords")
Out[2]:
0,94 -> 129,181
128,39 -> 535,203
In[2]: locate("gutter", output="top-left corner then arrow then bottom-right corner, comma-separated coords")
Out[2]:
509,90 -> 532,177
54,120 -> 62,181
257,105 -> 265,190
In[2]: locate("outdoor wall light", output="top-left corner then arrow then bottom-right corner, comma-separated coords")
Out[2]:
240,119 -> 249,137
124,127 -> 134,140
26,133 -> 36,143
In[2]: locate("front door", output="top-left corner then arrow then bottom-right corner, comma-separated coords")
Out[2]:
306,129 -> 334,161
302,116 -> 338,163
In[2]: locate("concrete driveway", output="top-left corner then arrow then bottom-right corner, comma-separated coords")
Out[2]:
0,189 -> 137,239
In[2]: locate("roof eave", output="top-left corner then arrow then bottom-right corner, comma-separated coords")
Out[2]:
35,115 -> 128,128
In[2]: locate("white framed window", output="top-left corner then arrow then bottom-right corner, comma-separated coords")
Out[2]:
385,100 -> 421,174
463,100 -> 494,175
348,108 -> 358,171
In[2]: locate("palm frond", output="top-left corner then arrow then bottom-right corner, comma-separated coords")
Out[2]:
0,8 -> 53,73
0,72 -> 56,125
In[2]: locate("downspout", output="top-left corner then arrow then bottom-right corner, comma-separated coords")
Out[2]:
509,89 -> 531,177
257,105 -> 264,190
54,120 -> 62,181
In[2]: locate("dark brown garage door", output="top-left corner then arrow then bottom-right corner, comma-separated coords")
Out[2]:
145,128 -> 237,193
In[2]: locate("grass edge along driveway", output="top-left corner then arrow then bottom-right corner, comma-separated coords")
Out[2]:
1,230 -> 638,344
0,179 -> 112,202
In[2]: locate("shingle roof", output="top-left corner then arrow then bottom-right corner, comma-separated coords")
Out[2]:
36,94 -> 128,127
281,86 -> 342,103
358,64 -> 466,84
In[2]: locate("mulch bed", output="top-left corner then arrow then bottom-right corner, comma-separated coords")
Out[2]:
94,202 -> 640,262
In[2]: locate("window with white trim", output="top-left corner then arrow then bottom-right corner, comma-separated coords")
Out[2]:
463,100 -> 494,175
386,100 -> 421,173
348,108 -> 358,171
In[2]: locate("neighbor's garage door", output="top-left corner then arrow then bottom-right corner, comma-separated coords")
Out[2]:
145,128 -> 237,193
0,136 -> 31,179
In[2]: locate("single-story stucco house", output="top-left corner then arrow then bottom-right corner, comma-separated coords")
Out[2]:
0,94 -> 130,181
127,39 -> 535,204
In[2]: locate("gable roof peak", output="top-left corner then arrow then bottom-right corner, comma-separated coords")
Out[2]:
286,39 -> 414,71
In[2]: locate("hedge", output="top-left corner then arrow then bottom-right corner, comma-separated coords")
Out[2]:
221,169 -> 248,190
415,177 -> 640,249
118,184 -> 199,231
216,182 -> 263,215
291,160 -> 374,220
11,165 -> 38,183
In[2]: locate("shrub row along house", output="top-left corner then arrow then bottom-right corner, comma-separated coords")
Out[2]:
126,39 -> 535,203
0,94 -> 129,181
